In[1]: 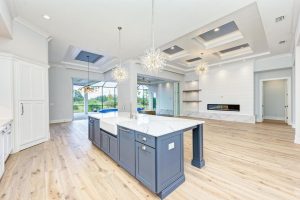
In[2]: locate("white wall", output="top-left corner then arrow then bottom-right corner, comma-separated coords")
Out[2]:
183,60 -> 255,123
0,20 -> 49,64
200,61 -> 254,114
295,46 -> 300,143
0,0 -> 12,37
254,54 -> 294,72
49,66 -> 104,122
263,80 -> 286,120
157,82 -> 174,115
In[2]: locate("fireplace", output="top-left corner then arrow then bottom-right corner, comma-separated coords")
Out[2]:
207,104 -> 240,112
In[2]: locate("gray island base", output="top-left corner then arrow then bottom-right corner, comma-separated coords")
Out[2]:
88,113 -> 205,199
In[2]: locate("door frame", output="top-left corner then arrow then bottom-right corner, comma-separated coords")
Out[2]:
259,77 -> 291,125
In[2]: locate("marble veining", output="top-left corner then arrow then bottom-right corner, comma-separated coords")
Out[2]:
89,112 -> 204,137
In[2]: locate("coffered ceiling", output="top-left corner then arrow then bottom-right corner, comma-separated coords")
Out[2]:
5,0 -> 299,74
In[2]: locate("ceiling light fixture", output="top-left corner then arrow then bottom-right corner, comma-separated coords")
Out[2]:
112,27 -> 128,82
195,62 -> 208,75
214,28 -> 220,32
170,46 -> 175,50
42,14 -> 51,20
80,56 -> 98,93
141,0 -> 167,73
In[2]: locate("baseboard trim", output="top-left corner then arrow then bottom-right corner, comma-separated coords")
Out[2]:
263,116 -> 285,121
50,118 -> 72,124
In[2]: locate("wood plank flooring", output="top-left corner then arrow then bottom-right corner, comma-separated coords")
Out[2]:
0,119 -> 299,200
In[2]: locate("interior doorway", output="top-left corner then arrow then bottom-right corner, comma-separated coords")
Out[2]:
259,78 -> 291,124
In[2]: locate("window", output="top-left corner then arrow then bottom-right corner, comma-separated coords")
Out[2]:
137,85 -> 149,109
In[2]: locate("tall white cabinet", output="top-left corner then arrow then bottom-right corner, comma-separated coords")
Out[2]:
0,54 -> 49,153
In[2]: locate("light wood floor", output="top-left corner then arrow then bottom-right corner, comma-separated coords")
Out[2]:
1,119 -> 300,200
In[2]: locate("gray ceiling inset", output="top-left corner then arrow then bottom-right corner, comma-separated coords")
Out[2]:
75,51 -> 103,63
199,21 -> 239,41
163,45 -> 184,55
186,57 -> 202,63
219,43 -> 249,54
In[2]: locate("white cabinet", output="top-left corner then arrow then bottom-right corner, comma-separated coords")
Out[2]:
19,101 -> 46,148
15,61 -> 46,101
14,60 -> 49,152
0,130 -> 4,179
3,123 -> 12,160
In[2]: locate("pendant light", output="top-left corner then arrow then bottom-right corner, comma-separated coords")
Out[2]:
141,0 -> 166,73
80,56 -> 96,93
112,26 -> 128,82
195,62 -> 208,75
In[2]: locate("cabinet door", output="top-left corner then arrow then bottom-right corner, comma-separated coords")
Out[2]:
16,62 -> 46,101
93,119 -> 101,148
0,132 -> 4,178
118,127 -> 135,176
101,131 -> 110,154
19,101 -> 46,149
136,142 -> 156,192
109,135 -> 118,162
88,118 -> 94,141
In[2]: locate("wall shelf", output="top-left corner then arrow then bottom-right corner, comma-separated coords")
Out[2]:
182,89 -> 202,92
182,100 -> 202,103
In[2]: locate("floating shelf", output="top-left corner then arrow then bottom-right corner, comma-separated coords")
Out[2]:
182,89 -> 202,92
182,100 -> 202,103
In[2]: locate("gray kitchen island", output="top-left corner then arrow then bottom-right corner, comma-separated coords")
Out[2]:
88,112 -> 205,199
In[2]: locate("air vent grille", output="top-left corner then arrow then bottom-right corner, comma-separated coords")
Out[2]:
275,16 -> 285,22
219,43 -> 249,54
186,57 -> 202,63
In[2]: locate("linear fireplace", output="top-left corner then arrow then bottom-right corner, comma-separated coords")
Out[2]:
207,104 -> 240,112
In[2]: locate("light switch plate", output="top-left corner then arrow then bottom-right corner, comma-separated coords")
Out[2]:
168,142 -> 175,150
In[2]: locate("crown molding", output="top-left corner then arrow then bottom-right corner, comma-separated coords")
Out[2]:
14,17 -> 52,40
0,52 -> 49,68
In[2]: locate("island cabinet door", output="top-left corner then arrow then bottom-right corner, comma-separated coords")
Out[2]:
156,132 -> 184,193
118,127 -> 135,176
108,135 -> 118,162
88,117 -> 94,142
101,131 -> 110,154
135,142 -> 156,193
93,119 -> 101,148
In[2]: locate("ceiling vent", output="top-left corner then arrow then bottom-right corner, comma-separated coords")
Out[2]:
75,51 -> 103,63
163,45 -> 184,55
186,57 -> 202,63
199,21 -> 239,41
275,16 -> 285,22
219,43 -> 249,54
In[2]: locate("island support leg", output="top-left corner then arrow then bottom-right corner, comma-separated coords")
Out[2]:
191,124 -> 205,168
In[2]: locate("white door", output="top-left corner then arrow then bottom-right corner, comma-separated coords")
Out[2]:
19,101 -> 46,149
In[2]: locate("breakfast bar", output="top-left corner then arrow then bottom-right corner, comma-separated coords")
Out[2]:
88,112 -> 205,199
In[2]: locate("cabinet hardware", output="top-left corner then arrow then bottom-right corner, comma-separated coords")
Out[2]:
21,103 -> 24,115
142,145 -> 147,150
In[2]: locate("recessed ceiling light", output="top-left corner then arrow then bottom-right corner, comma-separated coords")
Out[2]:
214,28 -> 220,32
42,14 -> 51,20
170,46 -> 175,50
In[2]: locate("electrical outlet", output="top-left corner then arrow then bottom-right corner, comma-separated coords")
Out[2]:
168,142 -> 175,150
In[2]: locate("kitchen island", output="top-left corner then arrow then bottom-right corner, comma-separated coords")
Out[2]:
88,112 -> 205,199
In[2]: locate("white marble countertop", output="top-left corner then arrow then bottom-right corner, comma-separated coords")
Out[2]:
89,112 -> 204,137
